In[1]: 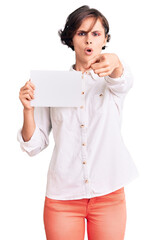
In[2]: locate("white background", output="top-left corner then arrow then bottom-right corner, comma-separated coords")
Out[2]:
0,0 -> 156,239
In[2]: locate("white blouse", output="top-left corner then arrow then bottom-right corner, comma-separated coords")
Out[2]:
17,60 -> 139,200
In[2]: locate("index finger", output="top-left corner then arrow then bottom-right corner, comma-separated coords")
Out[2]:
91,61 -> 106,69
29,79 -> 35,89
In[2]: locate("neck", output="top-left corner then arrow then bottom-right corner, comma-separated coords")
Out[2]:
73,59 -> 92,73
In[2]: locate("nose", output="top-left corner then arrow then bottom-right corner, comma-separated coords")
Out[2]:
86,33 -> 92,45
86,41 -> 92,44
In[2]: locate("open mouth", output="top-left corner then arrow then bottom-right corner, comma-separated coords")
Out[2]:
84,48 -> 93,55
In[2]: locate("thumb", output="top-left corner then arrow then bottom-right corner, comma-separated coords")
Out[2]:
85,54 -> 101,69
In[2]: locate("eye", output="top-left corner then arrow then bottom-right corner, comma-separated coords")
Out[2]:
78,32 -> 86,36
93,32 -> 100,36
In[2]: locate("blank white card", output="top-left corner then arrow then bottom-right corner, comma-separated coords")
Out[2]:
30,70 -> 83,107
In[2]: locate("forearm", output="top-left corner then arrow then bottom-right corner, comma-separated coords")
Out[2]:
21,108 -> 36,142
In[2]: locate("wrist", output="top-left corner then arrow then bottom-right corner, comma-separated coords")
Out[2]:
23,107 -> 34,113
109,55 -> 123,78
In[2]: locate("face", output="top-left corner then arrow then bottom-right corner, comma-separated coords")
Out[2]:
72,17 -> 107,64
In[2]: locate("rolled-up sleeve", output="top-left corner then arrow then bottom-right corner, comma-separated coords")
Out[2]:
17,107 -> 52,157
104,59 -> 134,97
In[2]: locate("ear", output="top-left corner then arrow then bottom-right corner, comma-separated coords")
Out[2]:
102,37 -> 107,47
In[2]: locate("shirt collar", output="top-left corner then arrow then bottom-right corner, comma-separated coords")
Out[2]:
69,64 -> 101,81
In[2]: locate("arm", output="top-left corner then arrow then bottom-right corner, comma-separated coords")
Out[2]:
87,53 -> 134,98
104,59 -> 134,97
17,79 -> 52,156
108,57 -> 124,78
21,108 -> 36,142
17,107 -> 52,157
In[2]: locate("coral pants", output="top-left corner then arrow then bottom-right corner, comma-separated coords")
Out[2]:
43,187 -> 126,240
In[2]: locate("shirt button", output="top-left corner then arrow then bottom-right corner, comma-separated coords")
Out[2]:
83,161 -> 86,164
85,179 -> 89,183
80,124 -> 85,128
99,93 -> 103,97
82,143 -> 86,146
82,91 -> 85,94
80,105 -> 84,109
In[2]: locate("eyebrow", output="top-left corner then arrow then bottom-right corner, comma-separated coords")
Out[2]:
77,30 -> 102,33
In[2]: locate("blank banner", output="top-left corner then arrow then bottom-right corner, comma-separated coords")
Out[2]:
30,70 -> 83,107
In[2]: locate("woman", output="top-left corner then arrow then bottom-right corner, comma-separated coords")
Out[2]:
17,5 -> 139,240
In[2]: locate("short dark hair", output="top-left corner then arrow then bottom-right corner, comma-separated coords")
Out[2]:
58,5 -> 111,51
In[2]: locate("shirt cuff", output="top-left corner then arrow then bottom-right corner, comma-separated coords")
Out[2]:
17,125 -> 42,153
104,64 -> 126,85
